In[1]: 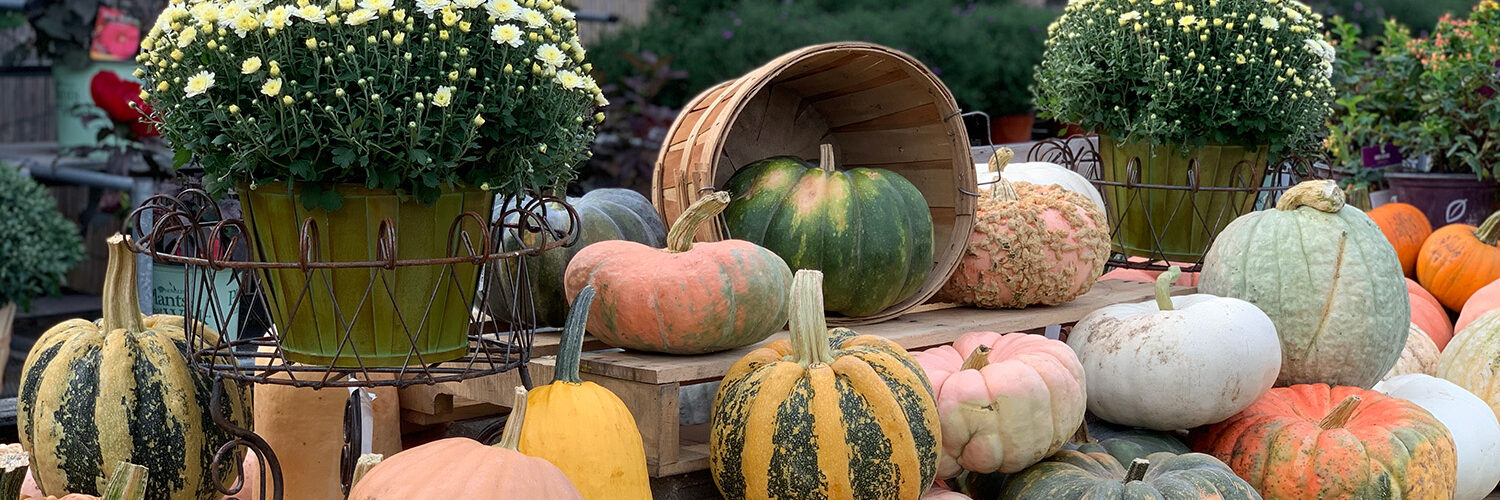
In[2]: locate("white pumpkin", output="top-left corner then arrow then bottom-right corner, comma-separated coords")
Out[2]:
1382,323 -> 1440,381
1067,267 -> 1281,430
1374,374 -> 1500,500
976,154 -> 1107,214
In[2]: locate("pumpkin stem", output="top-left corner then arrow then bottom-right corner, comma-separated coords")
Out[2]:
1344,185 -> 1372,211
1123,458 -> 1150,484
1318,394 -> 1363,430
988,147 -> 1019,201
666,191 -> 731,253
1069,422 -> 1094,445
555,286 -> 595,384
0,446 -> 28,500
102,461 -> 148,500
1475,211 -> 1500,246
102,234 -> 147,335
1275,180 -> 1345,213
1155,266 -> 1182,311
818,143 -> 837,173
350,454 -> 383,490
960,345 -> 992,371
789,270 -> 835,367
496,386 -> 530,451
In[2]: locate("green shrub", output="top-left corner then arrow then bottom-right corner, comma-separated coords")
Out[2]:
1307,0 -> 1479,34
0,165 -> 85,310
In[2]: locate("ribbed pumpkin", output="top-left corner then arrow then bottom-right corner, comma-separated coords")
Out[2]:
911,331 -> 1086,477
1383,323 -> 1440,381
1455,278 -> 1500,332
1437,309 -> 1500,420
18,235 -> 251,500
722,144 -> 934,317
1190,384 -> 1457,499
1376,374 -> 1500,500
935,148 -> 1110,309
1369,203 -> 1433,277
999,451 -> 1259,499
1200,180 -> 1408,388
710,270 -> 940,499
489,189 -> 666,326
349,388 -> 585,499
1417,211 -> 1500,311
518,286 -> 649,500
1407,278 -> 1453,350
564,192 -> 792,354
1064,420 -> 1191,466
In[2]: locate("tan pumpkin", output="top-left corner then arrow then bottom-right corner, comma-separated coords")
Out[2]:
1369,203 -> 1433,277
1438,309 -> 1500,420
1383,323 -> 1440,381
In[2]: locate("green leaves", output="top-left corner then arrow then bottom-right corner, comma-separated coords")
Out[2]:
0,164 -> 85,310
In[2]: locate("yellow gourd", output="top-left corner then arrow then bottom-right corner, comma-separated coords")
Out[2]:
518,286 -> 651,499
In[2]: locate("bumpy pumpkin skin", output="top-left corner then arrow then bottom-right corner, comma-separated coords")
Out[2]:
1190,384 -> 1457,499
1200,180 -> 1408,388
911,331 -> 1086,477
722,152 -> 934,317
1438,309 -> 1500,421
490,189 -> 667,326
1382,324 -> 1439,381
1000,451 -> 1259,499
1368,203 -> 1433,277
936,182 -> 1110,308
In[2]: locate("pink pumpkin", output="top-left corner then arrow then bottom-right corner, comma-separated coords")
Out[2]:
1407,278 -> 1453,350
1456,279 -> 1500,333
923,482 -> 972,499
935,152 -> 1110,308
1097,258 -> 1201,286
911,331 -> 1088,478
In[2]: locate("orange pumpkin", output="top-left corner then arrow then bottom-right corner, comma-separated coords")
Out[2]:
1190,384 -> 1456,499
1417,211 -> 1500,311
1406,278 -> 1453,350
1369,203 -> 1433,277
1455,278 -> 1500,332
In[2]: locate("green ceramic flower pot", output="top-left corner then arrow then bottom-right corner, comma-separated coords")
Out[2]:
1097,135 -> 1271,262
239,182 -> 492,367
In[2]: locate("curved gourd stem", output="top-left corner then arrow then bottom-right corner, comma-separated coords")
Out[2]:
1123,458 -> 1149,484
555,286 -> 596,384
0,445 -> 28,500
102,234 -> 146,334
1275,180 -> 1345,213
1475,211 -> 1500,246
666,191 -> 731,253
1318,395 -> 1363,430
350,454 -> 383,490
496,386 -> 530,451
818,144 -> 837,173
988,147 -> 1019,201
1155,266 -> 1182,311
789,270 -> 835,367
960,345 -> 992,371
1069,422 -> 1094,445
102,461 -> 148,500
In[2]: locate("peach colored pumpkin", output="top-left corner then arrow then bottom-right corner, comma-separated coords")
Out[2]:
1408,278 -> 1454,350
922,482 -> 972,500
1383,324 -> 1440,381
912,331 -> 1087,477
936,149 -> 1110,308
1096,257 -> 1200,286
1456,279 -> 1500,332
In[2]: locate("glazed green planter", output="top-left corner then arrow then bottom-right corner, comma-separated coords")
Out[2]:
1097,135 -> 1270,262
240,182 -> 492,367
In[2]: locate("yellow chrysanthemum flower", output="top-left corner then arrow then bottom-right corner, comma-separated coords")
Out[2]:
472,114 -> 485,127
170,49 -> 184,61
441,7 -> 460,26
158,81 -> 170,92
232,12 -> 261,37
262,78 -> 283,96
184,71 -> 216,97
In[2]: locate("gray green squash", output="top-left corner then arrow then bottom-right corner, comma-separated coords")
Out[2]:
1000,451 -> 1259,499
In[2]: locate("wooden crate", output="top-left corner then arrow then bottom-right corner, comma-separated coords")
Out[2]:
400,279 -> 1186,477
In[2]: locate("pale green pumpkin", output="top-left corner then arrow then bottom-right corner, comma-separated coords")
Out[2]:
1200,180 -> 1408,389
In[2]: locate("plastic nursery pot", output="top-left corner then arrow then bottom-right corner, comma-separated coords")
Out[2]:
1385,171 -> 1498,228
1096,134 -> 1271,262
239,182 -> 492,367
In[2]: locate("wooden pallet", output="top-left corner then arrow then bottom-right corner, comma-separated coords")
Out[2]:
400,279 -> 1186,477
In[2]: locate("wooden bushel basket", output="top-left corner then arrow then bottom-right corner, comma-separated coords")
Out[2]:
651,42 -> 978,326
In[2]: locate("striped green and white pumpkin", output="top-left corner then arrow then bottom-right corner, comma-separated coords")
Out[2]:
710,270 -> 939,499
722,144 -> 934,318
18,235 -> 251,500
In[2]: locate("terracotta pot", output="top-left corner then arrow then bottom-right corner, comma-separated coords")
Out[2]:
991,114 -> 1036,144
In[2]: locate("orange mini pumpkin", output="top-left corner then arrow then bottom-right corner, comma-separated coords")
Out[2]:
1417,211 -> 1500,310
1190,384 -> 1456,499
1406,278 -> 1453,350
1369,203 -> 1433,277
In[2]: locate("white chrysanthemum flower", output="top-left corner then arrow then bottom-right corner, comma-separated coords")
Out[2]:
162,6 -> 191,23
536,43 -> 567,68
555,69 -> 583,89
241,0 -> 269,10
184,71 -> 215,97
359,0 -> 393,12
485,0 -> 520,20
232,12 -> 260,37
454,0 -> 483,8
490,24 -> 523,47
297,5 -> 326,23
176,25 -> 198,47
190,3 -> 221,26
218,2 -> 244,27
261,78 -> 283,96
345,8 -> 377,25
1178,14 -> 1196,26
1260,16 -> 1279,30
432,86 -> 454,107
519,8 -> 545,28
1118,11 -> 1140,25
1283,6 -> 1302,22
550,5 -> 573,21
241,56 -> 262,74
415,0 -> 448,17
263,5 -> 293,29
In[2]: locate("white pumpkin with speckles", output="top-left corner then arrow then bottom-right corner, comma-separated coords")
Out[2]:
1375,374 -> 1500,500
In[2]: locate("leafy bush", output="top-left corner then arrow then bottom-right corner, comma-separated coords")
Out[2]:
1307,0 -> 1478,34
0,165 -> 85,310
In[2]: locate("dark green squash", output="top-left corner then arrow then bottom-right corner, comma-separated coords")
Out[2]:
1064,419 -> 1191,465
1000,451 -> 1260,499
722,144 -> 933,318
489,188 -> 666,326
17,235 -> 251,500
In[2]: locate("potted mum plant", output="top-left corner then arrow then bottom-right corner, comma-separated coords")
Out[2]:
136,0 -> 605,366
1034,0 -> 1336,261
0,164 -> 85,379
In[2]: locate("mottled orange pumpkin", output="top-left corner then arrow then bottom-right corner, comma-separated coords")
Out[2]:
1417,211 -> 1500,311
1190,384 -> 1456,499
1406,278 -> 1453,350
1369,203 -> 1433,277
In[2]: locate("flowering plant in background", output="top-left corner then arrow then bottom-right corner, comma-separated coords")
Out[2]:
136,0 -> 606,208
1034,0 -> 1337,155
1407,0 -> 1500,178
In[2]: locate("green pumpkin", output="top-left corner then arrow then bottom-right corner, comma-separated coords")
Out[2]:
1201,180 -> 1408,388
723,145 -> 933,317
1064,420 -> 1190,465
18,235 -> 251,500
1000,451 -> 1259,499
489,188 -> 666,326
